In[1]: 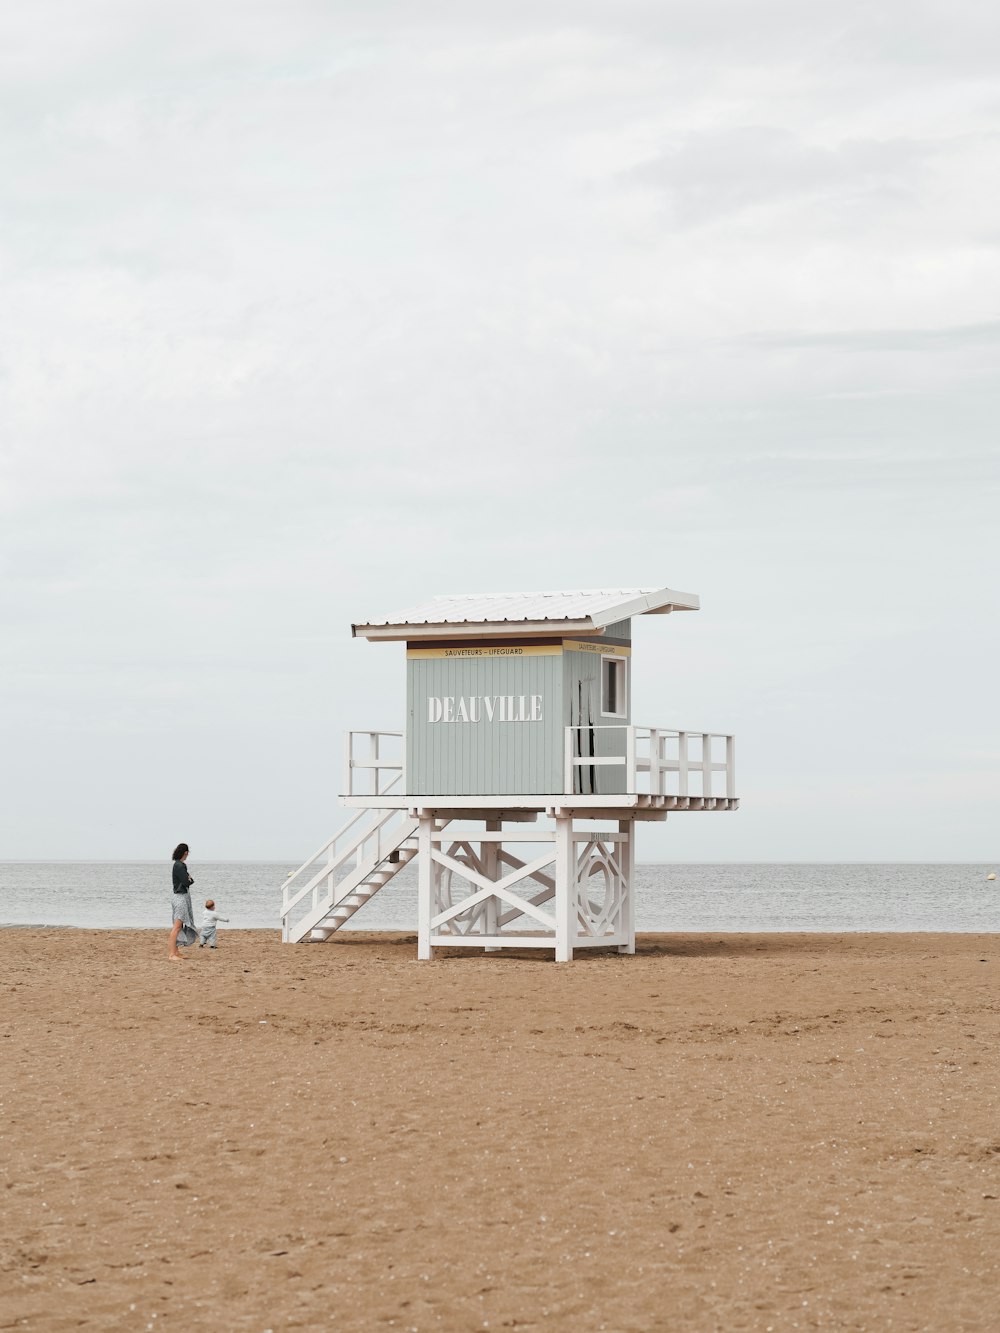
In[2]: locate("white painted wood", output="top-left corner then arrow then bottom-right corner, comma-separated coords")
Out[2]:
430,935 -> 561,949
290,711 -> 736,954
701,733 -> 712,801
554,815 -> 573,963
417,815 -> 434,960
282,787 -> 405,919
353,587 -> 700,641
484,819 -> 500,950
408,808 -> 539,822
345,730 -> 404,798
618,818 -> 636,955
648,728 -> 661,796
345,790 -> 737,813
495,849 -> 556,888
677,732 -> 689,799
429,850 -> 559,929
284,815 -> 419,942
346,793 -> 646,809
431,829 -> 556,842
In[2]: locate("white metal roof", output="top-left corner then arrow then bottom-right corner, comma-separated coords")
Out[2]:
353,587 -> 699,640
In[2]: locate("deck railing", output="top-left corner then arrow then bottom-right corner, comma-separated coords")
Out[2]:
345,729 -> 404,797
339,724 -> 734,802
564,725 -> 735,800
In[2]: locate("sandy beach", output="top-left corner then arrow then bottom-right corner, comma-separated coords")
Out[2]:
3,929 -> 999,1331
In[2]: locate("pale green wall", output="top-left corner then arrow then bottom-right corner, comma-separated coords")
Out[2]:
406,652 -> 564,794
404,622 -> 633,796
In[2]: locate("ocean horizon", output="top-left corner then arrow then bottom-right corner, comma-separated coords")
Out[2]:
2,861 -> 997,933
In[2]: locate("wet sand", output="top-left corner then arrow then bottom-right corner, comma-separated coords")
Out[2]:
2,929 -> 999,1331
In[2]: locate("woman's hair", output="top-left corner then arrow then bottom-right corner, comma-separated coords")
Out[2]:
171,843 -> 189,861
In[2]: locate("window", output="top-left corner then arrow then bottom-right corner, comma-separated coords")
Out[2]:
601,656 -> 626,717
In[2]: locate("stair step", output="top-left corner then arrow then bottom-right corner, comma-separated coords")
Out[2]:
283,811 -> 436,942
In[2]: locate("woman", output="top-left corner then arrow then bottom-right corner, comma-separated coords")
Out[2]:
169,842 -> 197,961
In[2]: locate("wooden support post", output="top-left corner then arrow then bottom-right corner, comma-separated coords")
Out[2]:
554,814 -> 574,962
484,818 -> 500,950
417,814 -> 434,960
618,817 -> 636,955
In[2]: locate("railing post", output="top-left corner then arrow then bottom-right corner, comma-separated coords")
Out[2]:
564,727 -> 575,796
701,733 -> 712,801
648,728 -> 660,796
344,731 -> 353,798
369,731 -> 379,797
726,734 -> 736,800
677,732 -> 688,799
626,727 -> 637,795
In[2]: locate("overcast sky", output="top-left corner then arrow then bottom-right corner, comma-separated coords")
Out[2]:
2,1 -> 998,862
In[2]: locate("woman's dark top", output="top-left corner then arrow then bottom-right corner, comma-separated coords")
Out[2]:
172,859 -> 193,894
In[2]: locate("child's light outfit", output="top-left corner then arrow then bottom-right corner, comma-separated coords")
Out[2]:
199,909 -> 229,948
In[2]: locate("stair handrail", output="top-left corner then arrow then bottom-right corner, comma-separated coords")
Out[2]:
282,811 -> 421,943
283,804 -> 415,919
282,773 -> 403,916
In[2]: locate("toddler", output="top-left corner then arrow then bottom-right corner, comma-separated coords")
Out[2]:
199,899 -> 229,949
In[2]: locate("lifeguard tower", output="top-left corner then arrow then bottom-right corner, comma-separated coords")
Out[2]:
280,588 -> 737,960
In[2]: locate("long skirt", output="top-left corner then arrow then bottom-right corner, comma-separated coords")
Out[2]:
171,892 -> 198,946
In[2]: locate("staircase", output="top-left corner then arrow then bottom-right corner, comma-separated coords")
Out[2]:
282,796 -> 434,942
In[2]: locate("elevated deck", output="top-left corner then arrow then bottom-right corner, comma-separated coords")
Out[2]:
342,793 -> 739,814
281,720 -> 738,959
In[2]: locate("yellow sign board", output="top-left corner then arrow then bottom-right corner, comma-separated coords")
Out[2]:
562,640 -> 631,657
407,645 -> 563,660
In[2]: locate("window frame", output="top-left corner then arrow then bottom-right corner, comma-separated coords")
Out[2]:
600,655 -> 627,719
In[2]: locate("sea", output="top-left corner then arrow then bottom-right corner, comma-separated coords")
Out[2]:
1,862 -> 997,932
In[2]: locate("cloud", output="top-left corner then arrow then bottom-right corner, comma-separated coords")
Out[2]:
0,1 -> 998,857
628,127 -> 933,228
737,318 -> 1000,352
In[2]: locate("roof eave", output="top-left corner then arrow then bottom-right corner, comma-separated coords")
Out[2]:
353,618 -> 608,641
352,587 -> 701,639
588,588 -> 700,627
